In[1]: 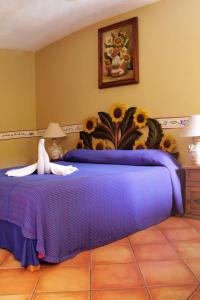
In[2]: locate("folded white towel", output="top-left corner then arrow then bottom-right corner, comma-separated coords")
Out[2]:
37,138 -> 51,174
6,163 -> 37,177
51,163 -> 78,176
37,139 -> 45,174
5,139 -> 78,177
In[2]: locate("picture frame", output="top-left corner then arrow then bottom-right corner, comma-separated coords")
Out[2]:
98,17 -> 139,89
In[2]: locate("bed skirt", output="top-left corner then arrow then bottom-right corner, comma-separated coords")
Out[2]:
0,220 -> 39,266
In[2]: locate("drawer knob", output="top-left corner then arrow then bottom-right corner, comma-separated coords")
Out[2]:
194,199 -> 200,206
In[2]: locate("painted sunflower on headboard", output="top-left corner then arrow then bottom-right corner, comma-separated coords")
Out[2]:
76,103 -> 179,158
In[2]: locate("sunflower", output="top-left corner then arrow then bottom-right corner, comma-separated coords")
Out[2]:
160,135 -> 176,153
123,53 -> 131,63
133,109 -> 149,128
83,117 -> 97,134
93,139 -> 106,150
118,30 -> 128,39
110,103 -> 126,123
114,36 -> 124,47
76,139 -> 84,149
133,140 -> 147,150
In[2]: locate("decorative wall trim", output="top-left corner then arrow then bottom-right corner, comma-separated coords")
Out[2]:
36,124 -> 83,137
0,130 -> 36,140
0,117 -> 188,141
156,117 -> 189,129
0,124 -> 83,141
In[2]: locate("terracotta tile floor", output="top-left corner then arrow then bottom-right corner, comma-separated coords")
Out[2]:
0,216 -> 200,299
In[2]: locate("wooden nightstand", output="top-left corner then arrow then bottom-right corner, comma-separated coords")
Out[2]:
183,166 -> 200,218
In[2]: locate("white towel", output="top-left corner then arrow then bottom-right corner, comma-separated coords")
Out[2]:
51,163 -> 78,176
37,139 -> 51,174
37,139 -> 45,174
5,139 -> 78,177
6,163 -> 37,177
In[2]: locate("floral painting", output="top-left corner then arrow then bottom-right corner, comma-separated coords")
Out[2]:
98,17 -> 139,89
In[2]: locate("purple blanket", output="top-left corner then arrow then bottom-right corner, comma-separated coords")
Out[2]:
0,150 -> 183,264
64,149 -> 183,214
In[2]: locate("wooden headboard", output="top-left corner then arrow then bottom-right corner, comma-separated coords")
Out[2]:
76,103 -> 178,158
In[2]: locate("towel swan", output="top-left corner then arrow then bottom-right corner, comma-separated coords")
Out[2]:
5,139 -> 78,177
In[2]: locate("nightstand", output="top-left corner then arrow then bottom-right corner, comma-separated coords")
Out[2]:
183,166 -> 200,218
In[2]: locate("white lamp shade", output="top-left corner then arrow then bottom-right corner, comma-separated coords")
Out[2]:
43,122 -> 65,138
181,115 -> 200,137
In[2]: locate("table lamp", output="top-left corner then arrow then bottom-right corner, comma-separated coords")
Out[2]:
43,122 -> 66,160
181,114 -> 200,165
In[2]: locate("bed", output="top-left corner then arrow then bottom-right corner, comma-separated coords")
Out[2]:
0,149 -> 183,268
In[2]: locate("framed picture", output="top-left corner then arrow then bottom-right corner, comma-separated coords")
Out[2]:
98,17 -> 139,89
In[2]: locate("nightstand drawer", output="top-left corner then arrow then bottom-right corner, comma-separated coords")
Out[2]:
186,181 -> 200,187
186,169 -> 200,182
185,187 -> 200,216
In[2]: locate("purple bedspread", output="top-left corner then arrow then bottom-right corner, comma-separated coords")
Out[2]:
0,150 -> 183,264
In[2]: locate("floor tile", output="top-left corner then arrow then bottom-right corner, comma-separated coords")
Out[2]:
191,287 -> 200,300
133,243 -> 179,261
91,263 -> 144,290
129,229 -> 167,245
111,237 -> 130,245
184,218 -> 200,231
56,251 -> 90,267
139,260 -> 197,286
149,285 -> 197,300
161,227 -> 200,241
91,244 -> 135,265
146,224 -> 160,230
158,217 -> 191,229
0,269 -> 40,294
41,251 -> 90,268
36,266 -> 89,292
0,249 -> 10,265
0,254 -> 22,269
173,241 -> 200,259
33,291 -> 89,299
185,258 -> 200,280
0,296 -> 30,300
92,288 -> 149,300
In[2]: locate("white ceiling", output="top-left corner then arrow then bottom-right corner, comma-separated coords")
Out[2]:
0,0 -> 160,52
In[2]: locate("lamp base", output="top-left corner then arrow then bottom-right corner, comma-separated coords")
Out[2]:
48,139 -> 63,161
189,137 -> 200,165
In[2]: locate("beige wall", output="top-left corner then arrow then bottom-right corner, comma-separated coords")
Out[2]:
36,0 -> 200,164
1,0 -> 199,167
0,50 -> 37,168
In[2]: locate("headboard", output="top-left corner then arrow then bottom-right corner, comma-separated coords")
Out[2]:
76,103 -> 178,158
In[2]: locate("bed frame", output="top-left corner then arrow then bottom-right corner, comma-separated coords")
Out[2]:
76,103 -> 179,158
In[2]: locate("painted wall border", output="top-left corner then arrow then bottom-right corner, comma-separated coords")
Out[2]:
156,116 -> 189,129
0,117 -> 189,141
0,124 -> 83,141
